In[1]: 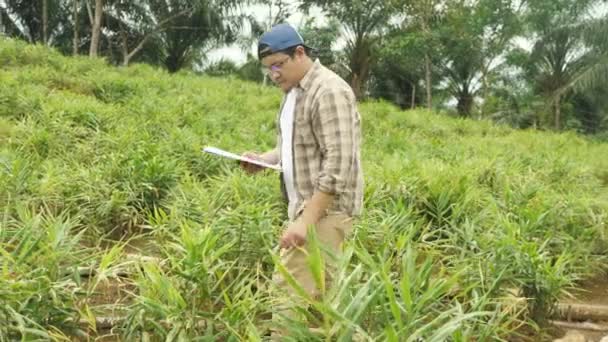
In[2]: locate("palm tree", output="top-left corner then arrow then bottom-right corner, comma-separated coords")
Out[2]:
521,0 -> 602,130
528,25 -> 590,130
148,0 -> 242,73
556,16 -> 608,95
299,0 -> 395,99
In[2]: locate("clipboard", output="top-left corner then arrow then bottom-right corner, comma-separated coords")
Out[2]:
203,146 -> 282,171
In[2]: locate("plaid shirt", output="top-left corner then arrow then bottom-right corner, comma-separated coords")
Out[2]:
277,60 -> 363,220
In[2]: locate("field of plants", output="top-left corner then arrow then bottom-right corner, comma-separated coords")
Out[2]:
1,37 -> 608,341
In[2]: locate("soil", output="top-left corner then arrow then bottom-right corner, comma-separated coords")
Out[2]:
549,274 -> 608,342
563,276 -> 608,307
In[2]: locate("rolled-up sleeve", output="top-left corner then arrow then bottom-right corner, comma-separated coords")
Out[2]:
312,89 -> 357,195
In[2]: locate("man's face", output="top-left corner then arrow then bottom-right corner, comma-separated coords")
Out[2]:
261,48 -> 304,92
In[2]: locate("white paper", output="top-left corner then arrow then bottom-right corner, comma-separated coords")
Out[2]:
203,146 -> 281,171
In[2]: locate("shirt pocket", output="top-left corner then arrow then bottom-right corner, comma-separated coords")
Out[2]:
294,117 -> 317,148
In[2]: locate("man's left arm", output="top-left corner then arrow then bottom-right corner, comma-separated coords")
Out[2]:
280,89 -> 357,249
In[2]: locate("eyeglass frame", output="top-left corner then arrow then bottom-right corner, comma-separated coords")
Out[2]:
260,55 -> 292,76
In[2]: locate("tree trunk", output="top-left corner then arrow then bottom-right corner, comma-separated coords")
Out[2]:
421,14 -> 433,111
120,9 -> 191,67
411,84 -> 416,109
554,93 -> 561,130
480,70 -> 488,119
347,35 -> 371,100
105,31 -> 113,62
42,0 -> 48,45
0,7 -> 4,36
457,92 -> 474,117
73,0 -> 79,55
89,0 -> 103,57
120,23 -> 152,67
350,74 -> 363,100
424,52 -> 432,110
123,39 -> 151,67
105,12 -> 113,61
165,52 -> 184,73
86,0 -> 93,24
120,27 -> 129,66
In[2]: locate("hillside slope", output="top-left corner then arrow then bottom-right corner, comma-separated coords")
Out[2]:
1,37 -> 607,340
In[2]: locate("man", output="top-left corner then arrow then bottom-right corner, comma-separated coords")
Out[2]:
240,23 -> 363,335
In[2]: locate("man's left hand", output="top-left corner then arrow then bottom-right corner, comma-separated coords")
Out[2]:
279,220 -> 309,249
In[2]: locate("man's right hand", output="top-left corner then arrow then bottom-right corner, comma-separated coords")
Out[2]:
240,152 -> 266,174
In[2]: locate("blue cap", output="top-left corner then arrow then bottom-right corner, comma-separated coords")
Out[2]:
258,23 -> 309,59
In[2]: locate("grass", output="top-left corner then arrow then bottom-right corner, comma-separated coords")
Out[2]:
1,37 -> 607,340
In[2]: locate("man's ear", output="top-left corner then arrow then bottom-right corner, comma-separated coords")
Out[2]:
295,45 -> 306,59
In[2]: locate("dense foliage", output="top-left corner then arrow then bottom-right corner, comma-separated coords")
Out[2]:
1,38 -> 607,340
2,0 -> 607,132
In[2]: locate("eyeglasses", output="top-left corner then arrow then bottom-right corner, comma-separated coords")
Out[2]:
260,56 -> 291,76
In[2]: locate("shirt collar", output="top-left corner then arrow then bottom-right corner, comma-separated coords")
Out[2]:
298,59 -> 321,91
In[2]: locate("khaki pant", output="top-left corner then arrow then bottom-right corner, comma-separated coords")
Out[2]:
271,212 -> 353,337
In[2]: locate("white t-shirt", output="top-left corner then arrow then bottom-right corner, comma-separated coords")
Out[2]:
280,89 -> 298,219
